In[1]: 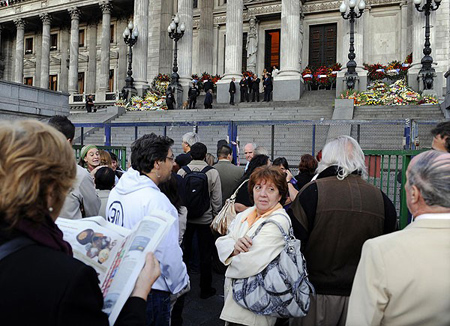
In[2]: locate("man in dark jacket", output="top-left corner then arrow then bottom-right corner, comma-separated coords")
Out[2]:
203,78 -> 214,94
251,74 -> 260,102
263,73 -> 272,102
166,88 -> 175,110
239,76 -> 247,102
229,77 -> 236,105
289,135 -> 397,326
204,89 -> 213,109
188,83 -> 200,109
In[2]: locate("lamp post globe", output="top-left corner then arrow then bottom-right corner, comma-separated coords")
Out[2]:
168,14 -> 185,109
414,0 -> 441,90
340,0 -> 365,90
121,20 -> 139,100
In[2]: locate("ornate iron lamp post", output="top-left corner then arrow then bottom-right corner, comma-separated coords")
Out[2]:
340,0 -> 365,90
413,0 -> 441,90
168,14 -> 185,109
121,21 -> 139,100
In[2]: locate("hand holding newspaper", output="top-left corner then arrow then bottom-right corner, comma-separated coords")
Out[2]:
56,209 -> 175,325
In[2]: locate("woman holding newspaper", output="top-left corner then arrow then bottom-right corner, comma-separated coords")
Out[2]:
0,120 -> 160,326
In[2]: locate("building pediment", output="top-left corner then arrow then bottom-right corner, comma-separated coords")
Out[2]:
79,53 -> 89,63
50,54 -> 60,65
24,58 -> 36,68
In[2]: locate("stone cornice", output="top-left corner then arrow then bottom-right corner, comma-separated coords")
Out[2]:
0,0 -> 103,24
211,3 -> 281,26
303,0 -> 403,13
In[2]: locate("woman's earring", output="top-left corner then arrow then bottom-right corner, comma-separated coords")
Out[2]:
48,207 -> 54,212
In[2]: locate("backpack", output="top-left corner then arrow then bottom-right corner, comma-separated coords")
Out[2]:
182,165 -> 214,220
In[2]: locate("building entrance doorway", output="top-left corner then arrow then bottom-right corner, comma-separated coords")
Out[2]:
308,23 -> 337,67
264,29 -> 280,73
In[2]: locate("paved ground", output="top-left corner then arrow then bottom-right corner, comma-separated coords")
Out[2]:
181,270 -> 226,326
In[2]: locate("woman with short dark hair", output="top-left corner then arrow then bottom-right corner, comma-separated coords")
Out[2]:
216,166 -> 291,326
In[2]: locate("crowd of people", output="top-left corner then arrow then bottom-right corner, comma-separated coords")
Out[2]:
1,117 -> 449,326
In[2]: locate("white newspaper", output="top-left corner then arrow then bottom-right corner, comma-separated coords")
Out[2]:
56,210 -> 175,325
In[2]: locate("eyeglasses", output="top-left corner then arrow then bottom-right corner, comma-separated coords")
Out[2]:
166,155 -> 175,162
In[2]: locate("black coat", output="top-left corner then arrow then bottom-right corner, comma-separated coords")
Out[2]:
0,234 -> 145,326
229,81 -> 236,93
203,81 -> 214,93
204,92 -> 213,105
251,78 -> 260,91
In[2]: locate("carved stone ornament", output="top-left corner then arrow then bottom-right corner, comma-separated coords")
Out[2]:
68,7 -> 81,20
100,1 -> 113,14
24,59 -> 36,69
247,4 -> 281,16
39,13 -> 51,25
14,18 -> 25,29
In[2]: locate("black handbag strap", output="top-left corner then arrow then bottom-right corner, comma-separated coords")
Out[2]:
0,236 -> 35,262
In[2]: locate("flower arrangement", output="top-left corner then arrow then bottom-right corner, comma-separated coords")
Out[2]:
155,73 -> 171,82
301,67 -> 314,84
363,53 -> 413,82
302,63 -> 341,89
340,79 -> 438,106
314,66 -> 329,87
363,63 -> 386,81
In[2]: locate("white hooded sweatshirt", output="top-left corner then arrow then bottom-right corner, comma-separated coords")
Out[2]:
106,168 -> 189,294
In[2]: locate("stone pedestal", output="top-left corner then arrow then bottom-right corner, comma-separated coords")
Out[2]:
336,69 -> 367,96
273,76 -> 302,101
442,69 -> 450,117
326,99 -> 354,142
216,80 -> 240,104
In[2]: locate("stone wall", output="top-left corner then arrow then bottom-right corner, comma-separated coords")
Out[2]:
0,80 -> 69,120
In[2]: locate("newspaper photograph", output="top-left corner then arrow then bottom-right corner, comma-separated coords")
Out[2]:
56,209 -> 175,325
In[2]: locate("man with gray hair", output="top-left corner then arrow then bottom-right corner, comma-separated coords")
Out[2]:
182,132 -> 200,154
347,150 -> 450,326
289,135 -> 397,326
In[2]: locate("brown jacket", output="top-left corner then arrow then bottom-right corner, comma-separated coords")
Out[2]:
291,171 -> 396,296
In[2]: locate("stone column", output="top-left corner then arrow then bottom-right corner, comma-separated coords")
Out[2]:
216,0 -> 243,103
400,1 -> 408,60
68,8 -> 80,94
273,0 -> 302,101
86,23 -> 98,95
159,0 -> 174,74
198,0 -> 214,74
14,19 -> 25,84
213,23 -> 219,75
98,1 -> 112,100
147,0 -> 163,81
40,13 -> 51,90
60,28 -> 70,93
118,19 -> 128,92
133,0 -> 150,95
0,25 -> 4,80
178,0 -> 194,101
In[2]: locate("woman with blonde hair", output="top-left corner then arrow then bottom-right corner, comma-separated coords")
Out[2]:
0,120 -> 160,326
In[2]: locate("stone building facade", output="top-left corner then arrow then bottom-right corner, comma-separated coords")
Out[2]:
0,0 -> 448,104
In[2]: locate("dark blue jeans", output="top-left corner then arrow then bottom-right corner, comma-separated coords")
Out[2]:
146,290 -> 171,326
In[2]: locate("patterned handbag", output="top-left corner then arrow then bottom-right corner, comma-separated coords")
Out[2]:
232,214 -> 315,318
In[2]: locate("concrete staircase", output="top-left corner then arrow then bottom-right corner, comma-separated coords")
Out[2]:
71,90 -> 445,168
